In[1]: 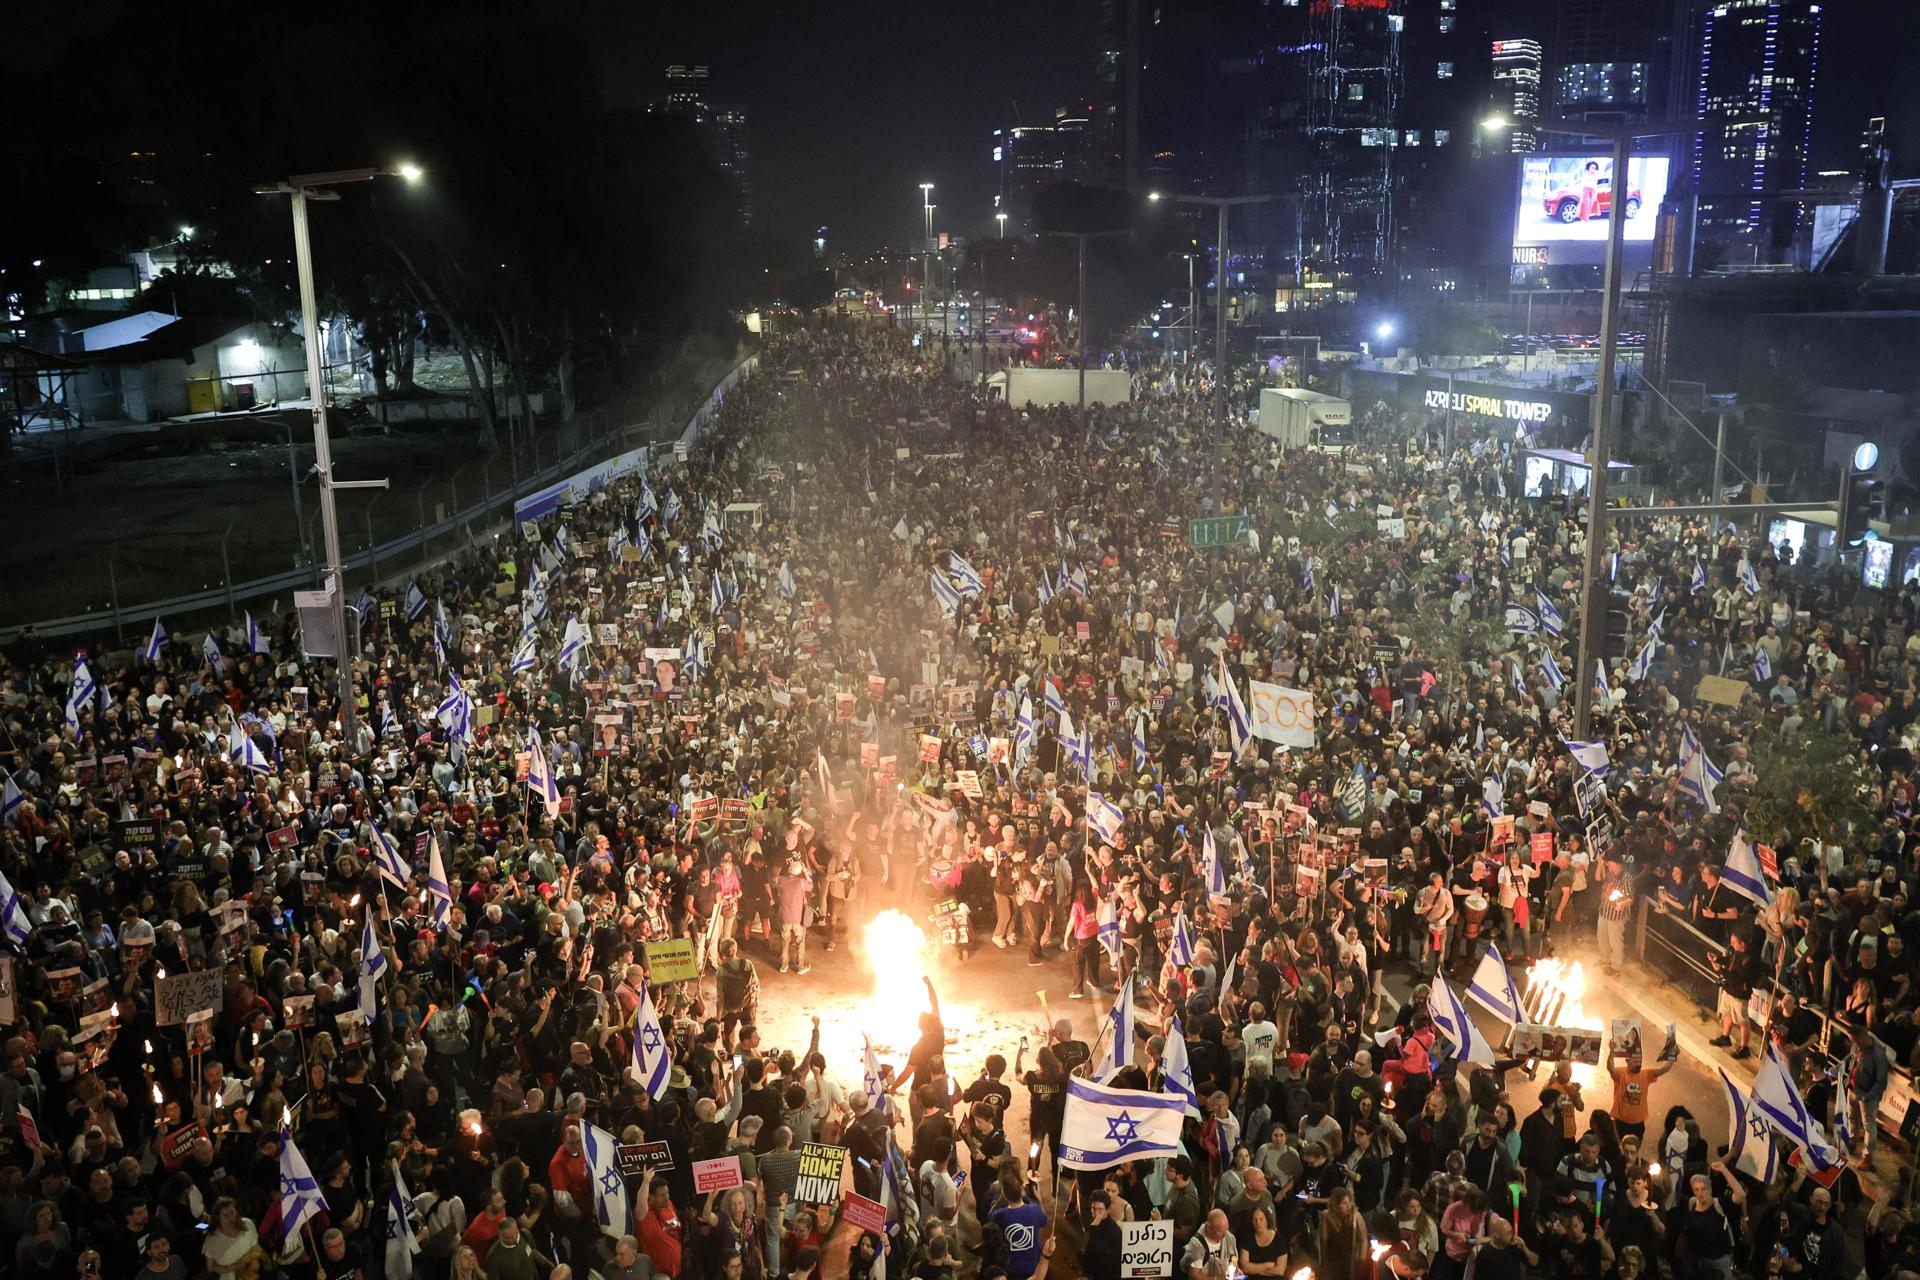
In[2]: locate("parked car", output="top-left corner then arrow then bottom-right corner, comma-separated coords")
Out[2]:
1543,178 -> 1642,224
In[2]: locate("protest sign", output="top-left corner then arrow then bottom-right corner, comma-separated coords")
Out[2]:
693,1156 -> 743,1194
1247,681 -> 1317,749
794,1142 -> 848,1203
154,969 -> 223,1027
618,1141 -> 676,1175
1120,1220 -> 1174,1278
842,1191 -> 886,1234
646,939 -> 699,984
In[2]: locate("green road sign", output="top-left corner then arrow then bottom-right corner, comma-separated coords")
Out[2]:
1187,515 -> 1251,548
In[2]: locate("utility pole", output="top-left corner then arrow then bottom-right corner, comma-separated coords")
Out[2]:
1044,228 -> 1130,448
1170,193 -> 1271,486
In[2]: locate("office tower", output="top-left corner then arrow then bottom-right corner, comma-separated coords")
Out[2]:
649,65 -> 754,225
1492,39 -> 1544,152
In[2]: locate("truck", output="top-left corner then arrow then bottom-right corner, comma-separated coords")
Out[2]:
1256,387 -> 1353,451
986,367 -> 1133,409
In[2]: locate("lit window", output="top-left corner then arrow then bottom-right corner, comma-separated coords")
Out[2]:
1439,16 -> 1455,31
1405,131 -> 1422,145
1434,130 -> 1451,145
1350,84 -> 1365,100
1438,61 -> 1454,78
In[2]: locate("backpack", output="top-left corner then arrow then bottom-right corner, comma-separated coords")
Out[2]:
414,1192 -> 464,1257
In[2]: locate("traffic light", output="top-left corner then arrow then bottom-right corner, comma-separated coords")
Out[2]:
1841,469 -> 1885,546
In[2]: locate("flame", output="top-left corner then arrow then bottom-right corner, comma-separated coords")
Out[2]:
1520,958 -> 1599,1030
863,909 -> 931,1040
1648,1161 -> 1662,1176
151,1084 -> 164,1105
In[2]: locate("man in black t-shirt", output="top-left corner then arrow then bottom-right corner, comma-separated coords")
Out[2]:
1709,932 -> 1759,1059
963,1054 -> 1015,1116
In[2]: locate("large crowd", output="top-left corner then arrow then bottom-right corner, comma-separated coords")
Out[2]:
0,324 -> 1915,1280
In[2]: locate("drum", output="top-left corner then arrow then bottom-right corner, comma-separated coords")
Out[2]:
1462,892 -> 1490,940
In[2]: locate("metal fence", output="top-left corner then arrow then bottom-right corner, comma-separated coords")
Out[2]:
0,349 -> 760,646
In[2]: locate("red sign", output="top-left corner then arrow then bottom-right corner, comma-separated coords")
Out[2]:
693,1156 -> 743,1194
1530,831 -> 1555,864
1757,843 -> 1780,881
842,1191 -> 886,1234
266,825 -> 299,854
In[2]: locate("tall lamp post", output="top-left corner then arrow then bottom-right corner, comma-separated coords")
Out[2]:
919,183 -> 935,337
1155,192 -> 1271,485
255,164 -> 420,744
1044,228 -> 1130,446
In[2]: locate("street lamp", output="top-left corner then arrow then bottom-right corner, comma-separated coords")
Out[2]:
1375,321 -> 1396,341
996,212 -> 1008,239
919,183 -> 935,332
1171,193 -> 1272,484
253,164 -> 420,745
1043,228 -> 1131,448
1480,115 -> 1510,132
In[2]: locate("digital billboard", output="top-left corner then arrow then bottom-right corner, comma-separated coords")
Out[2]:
1513,154 -> 1671,247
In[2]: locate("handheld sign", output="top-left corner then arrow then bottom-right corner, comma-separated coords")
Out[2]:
693,1156 -> 743,1194
1120,1220 -> 1174,1278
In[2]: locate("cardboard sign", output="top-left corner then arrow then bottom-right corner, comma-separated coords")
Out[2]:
646,939 -> 699,984
160,1119 -> 205,1169
794,1142 -> 848,1203
835,692 -> 856,721
842,1190 -> 887,1234
1491,815 -> 1515,848
1509,1022 -> 1603,1064
617,1140 -> 676,1176
266,825 -> 300,854
1696,674 -> 1749,707
154,969 -> 224,1027
860,742 -> 879,770
114,819 -> 161,850
693,1156 -> 744,1194
1120,1219 -> 1175,1278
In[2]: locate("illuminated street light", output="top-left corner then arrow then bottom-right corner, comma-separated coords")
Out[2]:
1480,115 -> 1510,131
396,163 -> 425,183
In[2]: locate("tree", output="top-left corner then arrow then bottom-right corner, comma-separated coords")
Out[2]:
1743,721 -> 1877,860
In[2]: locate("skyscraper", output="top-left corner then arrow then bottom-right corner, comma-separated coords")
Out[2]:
1691,0 -> 1821,262
649,65 -> 753,225
1550,0 -> 1666,124
993,108 -> 1092,229
1492,39 -> 1544,152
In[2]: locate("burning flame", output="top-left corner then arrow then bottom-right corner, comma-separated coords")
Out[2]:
1520,958 -> 1598,1030
151,1084 -> 164,1105
863,909 -> 930,1047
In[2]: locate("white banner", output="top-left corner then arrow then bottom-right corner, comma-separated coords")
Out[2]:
1247,680 -> 1317,748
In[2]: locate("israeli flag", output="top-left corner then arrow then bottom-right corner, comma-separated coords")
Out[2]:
1,775 -> 23,827
1088,793 -> 1125,846
404,582 -> 428,620
558,616 -> 591,672
637,479 -> 658,524
1691,561 -> 1707,595
1754,648 -> 1772,682
1593,659 -> 1610,703
1097,894 -> 1122,964
279,1126 -> 327,1238
1719,1066 -> 1779,1183
0,869 -> 33,947
1679,725 -> 1723,814
1539,651 -> 1566,692
684,631 -> 706,684
1069,563 -> 1091,597
862,1035 -> 891,1119
1014,696 -> 1036,766
368,819 -> 413,889
1038,567 -> 1056,607
526,725 -> 562,819
1534,589 -> 1565,637
663,488 -> 682,523
1647,608 -> 1666,638
583,1122 -> 631,1239
140,617 -> 168,662
890,516 -> 909,542
380,700 -> 399,739
356,588 -> 376,625
1427,978 -> 1497,1065
949,552 -> 986,596
67,659 -> 98,729
1752,1040 -> 1840,1170
778,560 -> 797,600
1044,676 -> 1067,718
1740,558 -> 1761,596
435,675 -> 473,743
246,611 -> 269,655
1161,1015 -> 1203,1118
510,632 -> 538,676
1168,910 -> 1196,968
1481,774 -> 1505,819
426,835 -> 451,931
1131,713 -> 1149,773
1626,636 -> 1657,683
1217,656 -> 1252,754
1101,981 -> 1137,1080
357,908 -> 388,1024
1831,1064 -> 1854,1159
228,718 -> 271,775
1466,946 -> 1524,1024
1328,582 -> 1342,619
385,1163 -> 420,1280
930,571 -> 962,617
1303,559 -> 1315,592
1564,737 -> 1611,776
1203,829 -> 1227,897
1721,828 -> 1774,908
1057,1077 -> 1187,1170
702,510 -> 725,550
630,982 -> 673,1100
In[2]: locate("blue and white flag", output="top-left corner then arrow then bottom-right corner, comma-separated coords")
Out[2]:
368,818 -> 412,889
1427,978 -> 1497,1065
1647,607 -> 1666,638
1752,1040 -> 1839,1170
1014,696 -> 1036,767
630,981 -> 673,1100
1096,894 -> 1122,964
1593,660 -> 1610,703
228,717 -> 272,775
1754,648 -> 1772,682
1721,828 -> 1774,908
1510,657 -> 1528,698
710,571 -> 726,617
384,1163 -> 419,1279
1740,558 -> 1760,596
1691,561 -> 1707,595
403,582 -> 428,620
0,775 -> 23,827
356,588 -> 376,626
1337,759 -> 1368,822
1203,829 -> 1228,897
435,675 -> 473,744
1043,675 -> 1067,718
1678,725 -> 1724,815
558,616 -> 591,672
1087,793 -> 1125,847
583,1122 -> 630,1239
1101,981 -> 1136,1080
701,510 -> 724,551
0,869 -> 32,947
1466,946 -> 1524,1024
1534,589 -> 1565,637
1328,583 -> 1342,619
1161,1016 -> 1203,1118
279,1126 -> 327,1238
663,488 -> 682,523
861,1035 -> 891,1119
426,835 -> 451,931
246,612 -> 269,655
140,617 -> 167,662
1831,1063 -> 1854,1160
1303,560 -> 1315,592
1216,655 -> 1251,754
526,726 -> 562,819
1131,713 -> 1149,774
1057,1077 -> 1187,1170
1481,774 -> 1505,819
1539,651 -> 1566,692
778,560 -> 797,601
949,552 -> 985,596
637,480 -> 658,525
510,631 -> 538,676
1037,567 -> 1056,607
1068,563 -> 1091,597
1564,737 -> 1611,776
930,571 -> 962,617
683,630 -> 706,685
1719,1066 -> 1779,1183
1626,636 -> 1657,683
1167,910 -> 1196,969
358,908 -> 389,1023
1057,706 -> 1081,767
66,658 -> 98,730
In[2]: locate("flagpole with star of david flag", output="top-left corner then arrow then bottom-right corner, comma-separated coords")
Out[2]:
630,982 -> 672,1100
1056,1076 -> 1187,1169
583,1121 -> 630,1238
863,1034 -> 891,1118
385,1161 -> 420,1280
279,1124 -> 326,1240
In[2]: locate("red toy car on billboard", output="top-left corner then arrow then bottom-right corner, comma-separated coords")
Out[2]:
1542,172 -> 1641,224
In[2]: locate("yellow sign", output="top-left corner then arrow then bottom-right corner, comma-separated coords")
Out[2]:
1695,675 -> 1750,707
646,939 -> 699,984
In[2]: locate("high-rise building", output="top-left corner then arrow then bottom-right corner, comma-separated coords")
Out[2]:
1492,39 -> 1544,152
1089,0 -> 1143,188
1691,0 -> 1822,262
1550,0 -> 1667,124
992,108 -> 1091,230
649,65 -> 753,225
